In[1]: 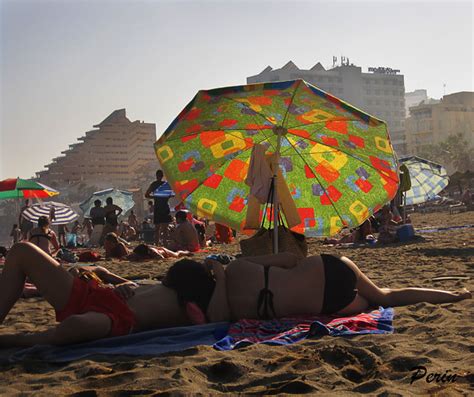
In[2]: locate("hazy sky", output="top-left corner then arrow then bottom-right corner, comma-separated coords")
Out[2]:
1,0 -> 473,180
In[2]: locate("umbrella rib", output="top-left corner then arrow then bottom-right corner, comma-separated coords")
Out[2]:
158,127 -> 274,144
282,80 -> 303,128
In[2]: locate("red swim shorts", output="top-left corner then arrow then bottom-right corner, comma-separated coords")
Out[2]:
56,278 -> 136,337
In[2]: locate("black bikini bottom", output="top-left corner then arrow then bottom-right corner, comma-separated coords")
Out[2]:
321,254 -> 358,314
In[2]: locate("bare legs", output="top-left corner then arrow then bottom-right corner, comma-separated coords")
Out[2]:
337,256 -> 471,315
155,223 -> 169,245
0,242 -> 74,323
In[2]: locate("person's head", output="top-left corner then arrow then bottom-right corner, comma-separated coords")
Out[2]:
130,210 -> 134,215
104,232 -> 120,252
25,199 -> 30,206
94,199 -> 101,207
156,170 -> 164,180
106,197 -> 113,205
133,243 -> 153,258
175,210 -> 188,224
37,216 -> 50,229
12,224 -> 18,229
148,200 -> 153,207
163,259 -> 216,314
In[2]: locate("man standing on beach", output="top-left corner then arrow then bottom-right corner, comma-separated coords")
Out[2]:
145,170 -> 172,245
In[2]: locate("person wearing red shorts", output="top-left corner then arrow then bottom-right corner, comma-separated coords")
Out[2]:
0,243 -> 197,347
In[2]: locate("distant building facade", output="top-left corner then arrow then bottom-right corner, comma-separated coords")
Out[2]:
405,89 -> 428,117
405,91 -> 474,155
247,60 -> 407,154
36,109 -> 157,190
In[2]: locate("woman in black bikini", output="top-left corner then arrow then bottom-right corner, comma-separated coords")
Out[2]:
28,216 -> 60,256
164,253 -> 471,323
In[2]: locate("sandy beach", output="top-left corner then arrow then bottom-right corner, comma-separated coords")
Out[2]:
0,211 -> 473,396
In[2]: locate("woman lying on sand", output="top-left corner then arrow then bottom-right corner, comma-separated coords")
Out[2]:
168,253 -> 471,322
104,232 -> 192,260
0,244 -> 470,347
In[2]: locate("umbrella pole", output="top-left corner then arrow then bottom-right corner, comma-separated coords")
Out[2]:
272,128 -> 283,254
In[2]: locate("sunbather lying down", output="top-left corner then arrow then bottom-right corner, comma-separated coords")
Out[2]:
0,243 -> 471,347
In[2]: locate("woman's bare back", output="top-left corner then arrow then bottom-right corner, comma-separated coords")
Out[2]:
225,256 -> 326,320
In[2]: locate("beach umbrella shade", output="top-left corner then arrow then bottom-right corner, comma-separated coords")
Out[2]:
399,156 -> 449,205
154,79 -> 399,237
79,188 -> 135,216
21,201 -> 79,225
0,178 -> 59,200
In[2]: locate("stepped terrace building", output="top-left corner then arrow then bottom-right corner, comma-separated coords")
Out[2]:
36,109 -> 157,189
247,60 -> 407,155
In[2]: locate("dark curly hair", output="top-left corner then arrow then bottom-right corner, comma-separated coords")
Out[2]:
163,259 -> 216,314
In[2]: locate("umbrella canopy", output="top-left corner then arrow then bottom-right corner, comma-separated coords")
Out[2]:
22,201 -> 79,225
399,156 -> 449,205
79,188 -> 135,216
155,80 -> 399,236
0,178 -> 59,200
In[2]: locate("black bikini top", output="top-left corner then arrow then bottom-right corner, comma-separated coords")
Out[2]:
257,266 -> 277,320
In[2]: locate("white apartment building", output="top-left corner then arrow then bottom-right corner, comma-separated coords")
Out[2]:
36,109 -> 157,190
247,59 -> 406,155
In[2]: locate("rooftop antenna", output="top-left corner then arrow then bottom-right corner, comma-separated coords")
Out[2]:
443,83 -> 446,96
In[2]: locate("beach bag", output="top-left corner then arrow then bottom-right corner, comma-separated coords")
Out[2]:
240,225 -> 307,259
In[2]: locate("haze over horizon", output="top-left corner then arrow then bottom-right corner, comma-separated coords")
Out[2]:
1,0 -> 473,181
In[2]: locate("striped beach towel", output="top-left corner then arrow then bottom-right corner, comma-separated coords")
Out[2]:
214,307 -> 394,350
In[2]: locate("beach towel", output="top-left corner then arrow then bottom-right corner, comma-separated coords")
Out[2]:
214,307 -> 394,350
4,309 -> 393,363
5,322 -> 229,363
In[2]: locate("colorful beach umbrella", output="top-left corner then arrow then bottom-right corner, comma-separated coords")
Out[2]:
154,80 -> 399,237
0,178 -> 59,200
399,156 -> 449,205
79,188 -> 135,216
22,201 -> 79,225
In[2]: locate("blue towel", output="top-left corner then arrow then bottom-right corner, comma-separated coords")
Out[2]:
5,322 -> 229,363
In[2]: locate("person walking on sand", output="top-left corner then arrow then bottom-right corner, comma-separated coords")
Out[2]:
145,170 -> 172,245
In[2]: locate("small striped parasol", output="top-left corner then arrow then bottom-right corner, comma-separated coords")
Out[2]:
22,201 -> 79,225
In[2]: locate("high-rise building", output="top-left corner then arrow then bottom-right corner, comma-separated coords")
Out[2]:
405,91 -> 474,155
247,59 -> 406,154
36,109 -> 157,189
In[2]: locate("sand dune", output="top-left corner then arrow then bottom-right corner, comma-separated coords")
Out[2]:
0,211 -> 473,395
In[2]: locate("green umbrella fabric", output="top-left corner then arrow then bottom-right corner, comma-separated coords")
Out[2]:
0,178 -> 59,200
154,80 -> 399,237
